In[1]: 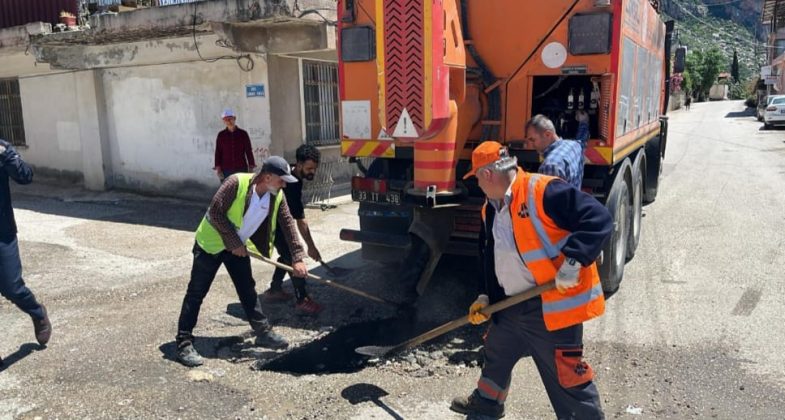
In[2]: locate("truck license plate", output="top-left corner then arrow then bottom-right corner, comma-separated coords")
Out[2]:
352,190 -> 402,205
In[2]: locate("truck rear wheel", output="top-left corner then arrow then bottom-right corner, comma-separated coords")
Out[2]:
627,153 -> 644,261
644,128 -> 666,203
599,163 -> 631,295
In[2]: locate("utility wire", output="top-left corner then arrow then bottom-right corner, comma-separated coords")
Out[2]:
191,2 -> 254,72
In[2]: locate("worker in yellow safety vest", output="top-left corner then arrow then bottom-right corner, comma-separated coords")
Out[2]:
174,156 -> 308,367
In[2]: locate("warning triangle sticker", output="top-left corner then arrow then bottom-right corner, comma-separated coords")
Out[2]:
378,128 -> 393,140
391,108 -> 418,138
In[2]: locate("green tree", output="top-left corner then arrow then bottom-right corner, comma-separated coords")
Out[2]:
685,48 -> 724,101
731,50 -> 740,83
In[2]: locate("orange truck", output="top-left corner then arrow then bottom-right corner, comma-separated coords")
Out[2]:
337,0 -> 674,295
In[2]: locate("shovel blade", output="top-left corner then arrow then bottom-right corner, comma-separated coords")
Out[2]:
354,345 -> 395,358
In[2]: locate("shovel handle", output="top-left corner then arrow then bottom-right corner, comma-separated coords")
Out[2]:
249,252 -> 399,307
390,282 -> 556,354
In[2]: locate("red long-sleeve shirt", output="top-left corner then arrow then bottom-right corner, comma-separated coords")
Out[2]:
214,127 -> 255,172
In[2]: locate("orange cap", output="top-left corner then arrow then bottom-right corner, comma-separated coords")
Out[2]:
463,141 -> 505,179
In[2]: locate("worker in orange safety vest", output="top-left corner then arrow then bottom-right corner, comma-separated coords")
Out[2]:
451,141 -> 613,419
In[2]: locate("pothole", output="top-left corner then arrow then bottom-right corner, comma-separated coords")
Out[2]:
255,317 -> 419,374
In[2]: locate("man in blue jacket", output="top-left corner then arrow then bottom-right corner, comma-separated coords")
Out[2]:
0,139 -> 51,355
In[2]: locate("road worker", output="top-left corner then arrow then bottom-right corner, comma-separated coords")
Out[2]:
526,110 -> 590,189
261,145 -> 325,314
174,156 -> 307,367
452,141 -> 613,419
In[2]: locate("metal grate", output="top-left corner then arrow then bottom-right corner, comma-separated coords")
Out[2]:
599,74 -> 613,141
302,60 -> 340,147
0,79 -> 26,146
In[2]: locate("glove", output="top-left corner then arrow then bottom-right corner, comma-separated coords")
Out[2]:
556,258 -> 581,294
468,294 -> 490,325
575,110 -> 589,123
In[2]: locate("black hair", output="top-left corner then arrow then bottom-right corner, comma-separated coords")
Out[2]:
295,144 -> 321,164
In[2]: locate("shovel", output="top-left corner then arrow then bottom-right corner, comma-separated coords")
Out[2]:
319,260 -> 353,277
249,252 -> 401,309
355,281 -> 556,358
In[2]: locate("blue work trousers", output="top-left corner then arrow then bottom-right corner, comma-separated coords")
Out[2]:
0,237 -> 45,320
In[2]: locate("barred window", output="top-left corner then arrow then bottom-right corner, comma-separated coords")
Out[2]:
302,60 -> 340,146
0,78 -> 26,146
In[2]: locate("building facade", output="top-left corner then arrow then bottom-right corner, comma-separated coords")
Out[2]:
0,0 -> 348,201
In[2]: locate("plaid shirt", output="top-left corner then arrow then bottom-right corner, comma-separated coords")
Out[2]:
205,173 -> 305,262
539,121 -> 589,189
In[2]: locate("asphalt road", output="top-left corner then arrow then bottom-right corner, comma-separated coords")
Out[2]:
1,100 -> 784,419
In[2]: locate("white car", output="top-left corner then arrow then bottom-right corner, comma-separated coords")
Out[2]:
764,96 -> 785,129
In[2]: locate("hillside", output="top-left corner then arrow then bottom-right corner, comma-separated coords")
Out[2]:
660,0 -> 765,81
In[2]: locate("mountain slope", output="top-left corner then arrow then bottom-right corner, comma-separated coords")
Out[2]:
660,0 -> 765,81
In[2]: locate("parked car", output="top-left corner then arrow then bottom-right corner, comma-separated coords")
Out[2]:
763,96 -> 785,129
760,95 -> 785,121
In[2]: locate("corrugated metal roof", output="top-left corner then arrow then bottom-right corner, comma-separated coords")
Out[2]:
0,0 -> 79,30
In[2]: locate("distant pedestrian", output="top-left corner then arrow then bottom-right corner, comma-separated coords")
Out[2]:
175,157 -> 307,367
685,94 -> 692,110
0,139 -> 52,350
214,108 -> 256,181
261,145 -> 324,315
525,111 -> 589,189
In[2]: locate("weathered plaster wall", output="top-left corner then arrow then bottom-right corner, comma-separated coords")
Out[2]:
267,54 -> 303,159
101,55 -> 272,198
18,72 -> 85,180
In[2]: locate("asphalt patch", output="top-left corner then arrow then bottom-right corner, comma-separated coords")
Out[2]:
254,317 -> 419,374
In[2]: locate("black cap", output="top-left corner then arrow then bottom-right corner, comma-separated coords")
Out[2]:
261,156 -> 298,183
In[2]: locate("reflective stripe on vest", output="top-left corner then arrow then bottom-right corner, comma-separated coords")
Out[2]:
526,174 -> 569,259
542,282 -> 603,314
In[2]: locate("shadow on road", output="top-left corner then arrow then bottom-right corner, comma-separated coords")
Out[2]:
724,108 -> 755,118
341,383 -> 404,420
158,334 -> 280,365
0,343 -> 43,372
758,125 -> 785,131
12,188 -> 207,233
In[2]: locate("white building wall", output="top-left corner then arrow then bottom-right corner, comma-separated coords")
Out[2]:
100,56 -> 271,197
18,72 -> 85,179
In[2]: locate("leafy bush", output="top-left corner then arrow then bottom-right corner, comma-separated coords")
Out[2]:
729,82 -> 750,101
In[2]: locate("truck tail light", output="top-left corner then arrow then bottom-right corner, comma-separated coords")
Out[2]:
352,176 -> 388,194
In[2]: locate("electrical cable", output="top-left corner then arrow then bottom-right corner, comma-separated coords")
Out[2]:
191,2 -> 254,72
298,9 -> 338,26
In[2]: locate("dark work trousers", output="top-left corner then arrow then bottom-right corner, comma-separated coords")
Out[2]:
0,236 -> 45,320
477,296 -> 604,420
222,168 -> 248,180
177,243 -> 269,343
270,226 -> 308,301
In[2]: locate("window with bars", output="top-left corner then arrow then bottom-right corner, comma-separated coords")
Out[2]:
0,79 -> 26,146
302,60 -> 340,146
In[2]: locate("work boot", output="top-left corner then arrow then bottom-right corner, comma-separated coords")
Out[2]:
295,297 -> 323,315
261,288 -> 294,304
450,391 -> 505,419
32,305 -> 52,346
176,341 -> 204,367
254,329 -> 289,350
